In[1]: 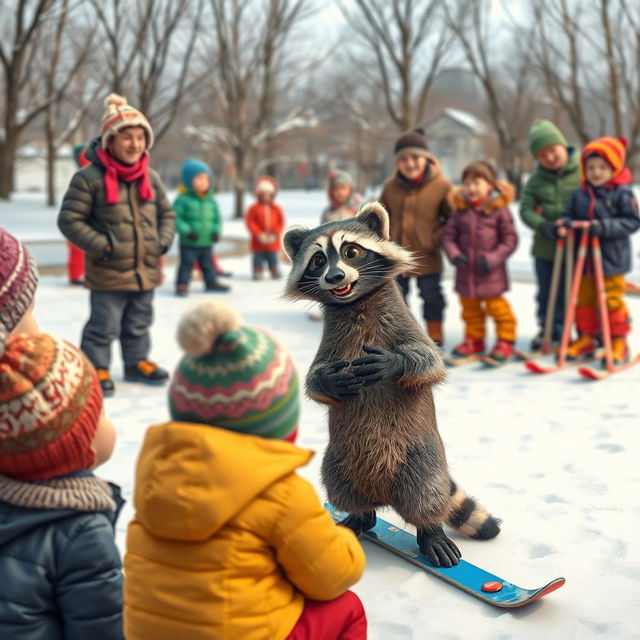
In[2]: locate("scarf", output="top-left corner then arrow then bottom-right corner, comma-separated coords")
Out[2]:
96,148 -> 154,205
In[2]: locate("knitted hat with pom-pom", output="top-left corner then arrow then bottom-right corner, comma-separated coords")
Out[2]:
101,93 -> 154,150
0,333 -> 103,480
528,120 -> 568,156
169,301 -> 299,442
581,136 -> 632,185
394,127 -> 429,157
0,228 -> 39,357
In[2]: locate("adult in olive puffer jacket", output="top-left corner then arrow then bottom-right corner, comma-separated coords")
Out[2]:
57,94 -> 175,395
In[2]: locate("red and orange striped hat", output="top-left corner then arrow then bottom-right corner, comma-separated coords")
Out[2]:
100,93 -> 154,150
580,136 -> 632,185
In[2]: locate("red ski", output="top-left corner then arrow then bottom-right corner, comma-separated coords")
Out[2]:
578,353 -> 640,379
525,354 -> 593,374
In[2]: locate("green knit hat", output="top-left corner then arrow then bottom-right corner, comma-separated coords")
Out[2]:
528,120 -> 568,156
169,301 -> 299,441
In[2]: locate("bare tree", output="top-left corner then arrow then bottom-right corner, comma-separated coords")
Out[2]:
91,0 -> 206,143
526,0 -> 640,166
42,0 -> 102,205
338,0 -> 453,132
445,0 -> 541,188
193,0 -> 317,218
0,0 -> 58,199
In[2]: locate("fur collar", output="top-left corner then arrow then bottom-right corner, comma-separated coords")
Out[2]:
448,180 -> 515,213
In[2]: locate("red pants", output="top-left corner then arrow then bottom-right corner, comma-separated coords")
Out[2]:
286,591 -> 367,640
67,243 -> 85,282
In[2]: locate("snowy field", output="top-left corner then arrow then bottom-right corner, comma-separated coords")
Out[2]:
3,190 -> 640,640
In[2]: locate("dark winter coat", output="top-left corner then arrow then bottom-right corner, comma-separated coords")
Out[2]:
0,471 -> 125,640
443,182 -> 518,299
174,190 -> 222,248
564,183 -> 640,275
520,148 -> 580,261
57,137 -> 175,291
379,153 -> 452,276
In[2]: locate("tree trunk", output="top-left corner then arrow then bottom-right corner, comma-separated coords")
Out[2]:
233,147 -> 247,219
46,103 -> 56,206
0,135 -> 19,200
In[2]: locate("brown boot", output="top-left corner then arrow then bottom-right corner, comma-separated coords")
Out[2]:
426,321 -> 444,348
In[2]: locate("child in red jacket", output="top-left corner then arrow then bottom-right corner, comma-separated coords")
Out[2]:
245,176 -> 285,280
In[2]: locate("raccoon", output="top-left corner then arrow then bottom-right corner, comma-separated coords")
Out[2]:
283,202 -> 500,567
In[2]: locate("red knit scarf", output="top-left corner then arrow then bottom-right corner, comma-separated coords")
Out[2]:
96,148 -> 154,205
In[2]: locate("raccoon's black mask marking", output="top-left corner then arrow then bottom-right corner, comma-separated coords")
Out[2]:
284,202 -> 416,304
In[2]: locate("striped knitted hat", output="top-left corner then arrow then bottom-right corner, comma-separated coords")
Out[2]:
581,136 -> 632,185
169,301 -> 299,441
0,333 -> 103,480
101,93 -> 154,150
0,228 -> 39,357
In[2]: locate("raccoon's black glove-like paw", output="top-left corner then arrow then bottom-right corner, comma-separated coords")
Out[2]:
350,345 -> 405,387
417,526 -> 461,568
317,360 -> 364,401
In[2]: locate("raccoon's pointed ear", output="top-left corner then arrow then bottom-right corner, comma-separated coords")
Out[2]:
356,202 -> 390,240
283,226 -> 309,260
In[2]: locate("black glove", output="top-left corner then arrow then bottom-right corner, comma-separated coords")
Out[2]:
476,255 -> 490,274
350,345 -> 405,387
538,220 -> 559,240
211,231 -> 220,243
187,230 -> 199,241
317,360 -> 364,400
589,220 -> 604,236
452,254 -> 468,267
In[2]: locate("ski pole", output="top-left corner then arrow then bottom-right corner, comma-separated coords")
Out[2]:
541,234 -> 566,354
557,224 -> 590,368
591,233 -> 614,372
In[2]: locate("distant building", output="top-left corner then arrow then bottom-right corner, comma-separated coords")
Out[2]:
423,108 -> 493,181
14,143 -> 77,193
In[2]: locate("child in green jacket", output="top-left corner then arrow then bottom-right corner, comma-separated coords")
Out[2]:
173,158 -> 230,296
520,120 -> 580,350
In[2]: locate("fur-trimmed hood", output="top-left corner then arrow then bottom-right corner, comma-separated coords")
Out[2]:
448,180 -> 515,213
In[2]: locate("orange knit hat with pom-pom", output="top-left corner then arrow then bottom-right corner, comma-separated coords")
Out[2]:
580,136 -> 632,185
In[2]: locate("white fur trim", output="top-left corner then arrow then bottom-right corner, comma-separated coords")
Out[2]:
356,201 -> 390,240
177,301 -> 242,357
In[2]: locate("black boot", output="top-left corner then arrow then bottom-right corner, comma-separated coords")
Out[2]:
96,369 -> 115,397
417,525 -> 461,567
338,511 -> 377,535
124,360 -> 169,385
205,281 -> 231,293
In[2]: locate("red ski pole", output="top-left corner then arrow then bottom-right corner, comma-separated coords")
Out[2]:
556,223 -> 590,368
590,233 -> 614,372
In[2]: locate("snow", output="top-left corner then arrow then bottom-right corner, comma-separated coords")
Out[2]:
4,190 -> 640,639
443,108 -> 489,135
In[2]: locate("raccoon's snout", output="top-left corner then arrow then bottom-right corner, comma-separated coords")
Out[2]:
325,266 -> 346,285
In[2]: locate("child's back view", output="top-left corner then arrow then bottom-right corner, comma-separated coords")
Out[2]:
124,301 -> 366,640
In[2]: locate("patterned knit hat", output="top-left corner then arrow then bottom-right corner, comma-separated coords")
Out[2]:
394,128 -> 429,158
528,120 -> 568,156
328,170 -> 353,189
254,175 -> 278,195
0,228 -> 39,357
169,301 -> 299,441
0,333 -> 103,480
581,136 -> 632,185
101,93 -> 154,150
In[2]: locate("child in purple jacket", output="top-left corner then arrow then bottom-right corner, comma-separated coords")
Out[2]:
443,162 -> 519,363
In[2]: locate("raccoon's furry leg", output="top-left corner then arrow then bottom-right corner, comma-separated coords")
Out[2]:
338,511 -> 377,536
447,479 -> 501,540
417,525 -> 462,568
322,447 -> 375,515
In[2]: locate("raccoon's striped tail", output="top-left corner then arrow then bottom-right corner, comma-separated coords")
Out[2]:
447,479 -> 501,540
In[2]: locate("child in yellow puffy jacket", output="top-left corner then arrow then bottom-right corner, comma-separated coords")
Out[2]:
124,300 -> 367,640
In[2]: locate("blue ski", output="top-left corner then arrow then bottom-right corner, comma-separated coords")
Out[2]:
326,504 -> 565,609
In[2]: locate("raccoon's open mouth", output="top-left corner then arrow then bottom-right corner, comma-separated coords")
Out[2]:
331,282 -> 356,297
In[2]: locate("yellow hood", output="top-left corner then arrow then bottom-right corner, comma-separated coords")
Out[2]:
133,421 -> 313,541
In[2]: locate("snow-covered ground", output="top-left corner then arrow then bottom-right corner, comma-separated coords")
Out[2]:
3,191 -> 640,639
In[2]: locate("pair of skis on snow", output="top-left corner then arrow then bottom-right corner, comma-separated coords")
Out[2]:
446,227 -> 640,379
524,224 -> 640,380
326,504 -> 565,609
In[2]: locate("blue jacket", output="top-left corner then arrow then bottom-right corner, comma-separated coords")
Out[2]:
564,184 -> 640,275
0,471 -> 125,640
